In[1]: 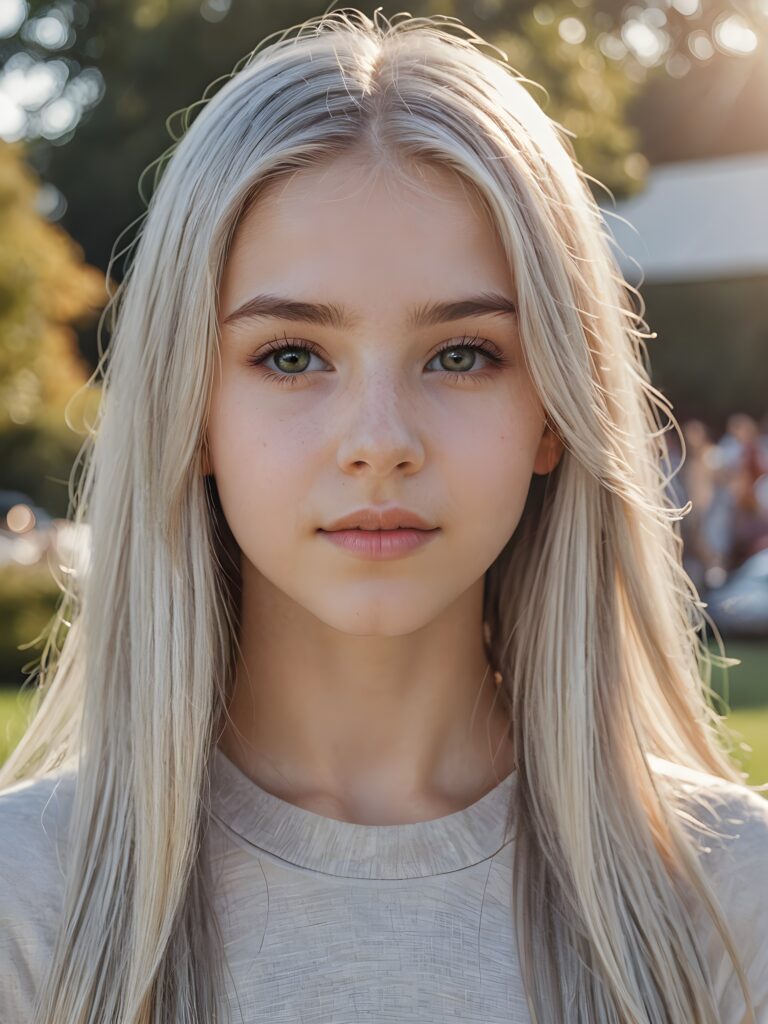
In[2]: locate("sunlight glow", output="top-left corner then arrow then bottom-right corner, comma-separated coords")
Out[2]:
0,0 -> 26,38
558,17 -> 587,44
622,19 -> 668,65
714,14 -> 759,56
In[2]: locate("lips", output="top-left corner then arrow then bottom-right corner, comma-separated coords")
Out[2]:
321,506 -> 437,532
319,524 -> 440,559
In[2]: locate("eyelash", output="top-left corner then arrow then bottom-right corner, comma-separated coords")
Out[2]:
246,331 -> 508,388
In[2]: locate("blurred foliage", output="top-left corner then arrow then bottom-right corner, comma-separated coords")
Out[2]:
0,0 -> 765,413
0,139 -> 103,514
0,420 -> 89,516
0,140 -> 100,419
2,0 -> 651,375
431,0 -> 644,196
2,0 -> 765,291
0,561 -> 61,688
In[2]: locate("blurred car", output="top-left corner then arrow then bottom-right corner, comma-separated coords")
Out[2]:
703,548 -> 768,638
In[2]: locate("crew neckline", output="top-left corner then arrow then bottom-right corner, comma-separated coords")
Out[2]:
210,746 -> 517,879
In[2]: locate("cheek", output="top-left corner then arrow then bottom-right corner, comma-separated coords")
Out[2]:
441,397 -> 543,515
442,391 -> 544,479
206,389 -> 319,548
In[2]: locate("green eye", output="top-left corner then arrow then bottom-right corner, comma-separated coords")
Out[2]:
248,332 -> 507,387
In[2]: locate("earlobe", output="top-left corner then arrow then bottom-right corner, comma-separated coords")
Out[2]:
533,425 -> 564,476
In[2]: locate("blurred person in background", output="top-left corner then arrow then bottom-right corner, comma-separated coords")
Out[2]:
756,411 -> 768,519
677,419 -> 722,592
717,414 -> 768,570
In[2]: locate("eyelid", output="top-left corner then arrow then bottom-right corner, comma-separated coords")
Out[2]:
248,337 -> 510,390
247,332 -> 508,368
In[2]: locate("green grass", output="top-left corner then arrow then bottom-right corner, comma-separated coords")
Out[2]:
2,643 -> 767,790
720,706 -> 768,789
0,686 -> 37,767
705,638 -> 768,710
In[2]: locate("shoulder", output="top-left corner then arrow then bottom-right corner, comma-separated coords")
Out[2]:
647,754 -> 768,859
0,769 -> 77,883
648,755 -> 768,1021
0,771 -> 77,1022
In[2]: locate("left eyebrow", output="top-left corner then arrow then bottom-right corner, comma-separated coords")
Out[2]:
220,292 -> 518,331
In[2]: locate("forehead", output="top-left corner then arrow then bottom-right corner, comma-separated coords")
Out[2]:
219,154 -> 515,324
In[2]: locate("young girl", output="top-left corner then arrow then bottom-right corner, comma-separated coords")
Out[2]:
1,8 -> 766,1023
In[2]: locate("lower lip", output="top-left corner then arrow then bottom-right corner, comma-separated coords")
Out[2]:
319,528 -> 440,559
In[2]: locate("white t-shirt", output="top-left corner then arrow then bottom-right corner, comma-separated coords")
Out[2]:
1,747 -> 766,1023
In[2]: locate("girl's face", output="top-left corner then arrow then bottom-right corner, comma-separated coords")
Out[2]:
206,153 -> 562,636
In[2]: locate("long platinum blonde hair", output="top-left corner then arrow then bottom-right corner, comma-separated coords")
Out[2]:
1,8 -> 761,1023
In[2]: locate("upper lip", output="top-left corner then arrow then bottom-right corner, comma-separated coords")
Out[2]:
321,507 -> 438,532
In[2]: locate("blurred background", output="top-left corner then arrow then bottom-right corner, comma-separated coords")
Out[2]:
1,0 -> 767,784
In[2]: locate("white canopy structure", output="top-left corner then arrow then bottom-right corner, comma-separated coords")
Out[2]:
599,151 -> 768,286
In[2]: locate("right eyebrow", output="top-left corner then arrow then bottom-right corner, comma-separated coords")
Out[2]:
220,292 -> 518,331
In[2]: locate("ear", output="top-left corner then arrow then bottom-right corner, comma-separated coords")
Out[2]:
533,421 -> 564,476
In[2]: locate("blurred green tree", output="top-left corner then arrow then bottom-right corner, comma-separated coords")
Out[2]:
4,0 -> 646,374
0,139 -> 103,515
3,0 -> 765,415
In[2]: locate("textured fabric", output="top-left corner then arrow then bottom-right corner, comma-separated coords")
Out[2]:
0,747 -> 766,1023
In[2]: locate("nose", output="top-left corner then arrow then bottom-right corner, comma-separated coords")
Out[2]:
335,373 -> 426,477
